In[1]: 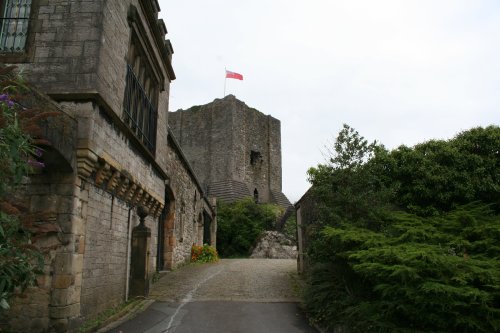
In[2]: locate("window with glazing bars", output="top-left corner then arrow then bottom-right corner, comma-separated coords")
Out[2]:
0,0 -> 31,53
123,38 -> 159,154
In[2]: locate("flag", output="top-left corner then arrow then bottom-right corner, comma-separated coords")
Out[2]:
225,70 -> 243,80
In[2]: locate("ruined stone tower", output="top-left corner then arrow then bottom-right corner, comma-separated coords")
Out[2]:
169,95 -> 291,208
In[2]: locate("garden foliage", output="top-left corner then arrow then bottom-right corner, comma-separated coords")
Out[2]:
0,66 -> 44,310
305,124 -> 500,332
216,197 -> 282,257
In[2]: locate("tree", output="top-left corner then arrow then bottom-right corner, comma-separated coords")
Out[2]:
385,126 -> 500,216
304,124 -> 500,332
307,124 -> 392,229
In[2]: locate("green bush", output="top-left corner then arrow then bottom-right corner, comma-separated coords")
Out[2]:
306,204 -> 500,332
216,198 -> 282,257
0,66 -> 43,310
304,124 -> 500,332
282,213 -> 297,241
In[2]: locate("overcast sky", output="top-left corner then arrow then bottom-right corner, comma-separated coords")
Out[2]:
158,0 -> 500,203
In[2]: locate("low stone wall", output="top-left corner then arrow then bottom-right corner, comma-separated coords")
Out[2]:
250,231 -> 297,259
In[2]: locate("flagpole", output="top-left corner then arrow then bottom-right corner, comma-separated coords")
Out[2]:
223,67 -> 226,97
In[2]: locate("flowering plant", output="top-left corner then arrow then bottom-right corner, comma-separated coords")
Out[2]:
0,66 -> 44,310
191,244 -> 219,263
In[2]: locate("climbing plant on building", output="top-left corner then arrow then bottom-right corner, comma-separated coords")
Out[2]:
0,65 -> 45,310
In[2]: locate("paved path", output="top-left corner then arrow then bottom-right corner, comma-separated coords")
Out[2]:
106,259 -> 317,333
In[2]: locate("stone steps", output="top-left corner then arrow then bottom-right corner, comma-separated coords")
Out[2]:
208,180 -> 251,203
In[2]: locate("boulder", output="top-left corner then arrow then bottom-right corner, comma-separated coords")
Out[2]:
250,231 -> 297,259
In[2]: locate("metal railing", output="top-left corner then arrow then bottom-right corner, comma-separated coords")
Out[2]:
0,0 -> 31,53
123,65 -> 158,154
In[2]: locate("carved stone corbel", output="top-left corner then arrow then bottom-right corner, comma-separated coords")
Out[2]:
153,202 -> 164,218
95,159 -> 111,186
124,183 -> 137,202
131,188 -> 144,206
140,193 -> 151,207
107,170 -> 121,191
76,148 -> 98,178
116,176 -> 130,199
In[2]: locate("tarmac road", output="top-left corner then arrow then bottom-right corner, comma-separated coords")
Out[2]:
105,259 -> 317,333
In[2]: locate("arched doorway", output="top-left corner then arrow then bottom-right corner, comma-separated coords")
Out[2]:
253,188 -> 259,203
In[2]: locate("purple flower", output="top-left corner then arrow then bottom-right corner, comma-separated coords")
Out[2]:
34,148 -> 43,158
0,93 -> 15,108
28,159 -> 45,168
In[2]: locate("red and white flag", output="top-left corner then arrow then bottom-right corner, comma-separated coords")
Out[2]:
225,70 -> 243,80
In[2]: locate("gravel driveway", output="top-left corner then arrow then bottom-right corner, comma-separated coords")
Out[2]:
150,259 -> 301,302
107,259 -> 316,333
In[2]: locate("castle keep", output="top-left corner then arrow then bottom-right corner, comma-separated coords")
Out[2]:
169,95 -> 291,208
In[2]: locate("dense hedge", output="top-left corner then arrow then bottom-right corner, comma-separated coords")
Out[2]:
305,124 -> 500,332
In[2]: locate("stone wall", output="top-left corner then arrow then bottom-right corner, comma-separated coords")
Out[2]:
66,100 -> 166,201
168,98 -> 235,188
237,103 -> 282,202
79,185 -> 158,319
4,171 -> 83,333
21,0 -> 173,125
165,132 -> 217,268
19,0 -> 173,178
0,94 -> 82,332
295,189 -> 318,274
20,0 -> 105,92
73,99 -> 166,322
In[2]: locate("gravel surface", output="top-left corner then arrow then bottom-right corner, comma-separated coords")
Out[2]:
149,259 -> 301,302
105,259 -> 315,333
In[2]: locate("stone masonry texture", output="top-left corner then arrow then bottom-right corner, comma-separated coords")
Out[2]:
169,95 -> 291,207
1,1 -> 215,332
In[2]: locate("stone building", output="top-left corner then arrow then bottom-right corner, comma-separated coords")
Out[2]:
169,95 -> 291,208
0,0 -> 215,332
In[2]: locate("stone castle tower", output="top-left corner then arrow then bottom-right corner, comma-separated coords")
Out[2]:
169,95 -> 291,207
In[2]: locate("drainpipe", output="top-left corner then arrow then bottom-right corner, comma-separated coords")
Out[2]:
125,205 -> 134,301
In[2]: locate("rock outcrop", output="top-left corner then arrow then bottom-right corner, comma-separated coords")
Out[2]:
250,231 -> 297,259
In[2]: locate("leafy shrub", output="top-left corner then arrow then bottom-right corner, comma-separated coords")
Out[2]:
306,204 -> 500,332
304,124 -> 500,332
216,198 -> 282,257
191,244 -> 219,263
384,126 -> 500,216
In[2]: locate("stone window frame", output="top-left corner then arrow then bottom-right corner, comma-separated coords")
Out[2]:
124,4 -> 165,155
0,0 -> 39,63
